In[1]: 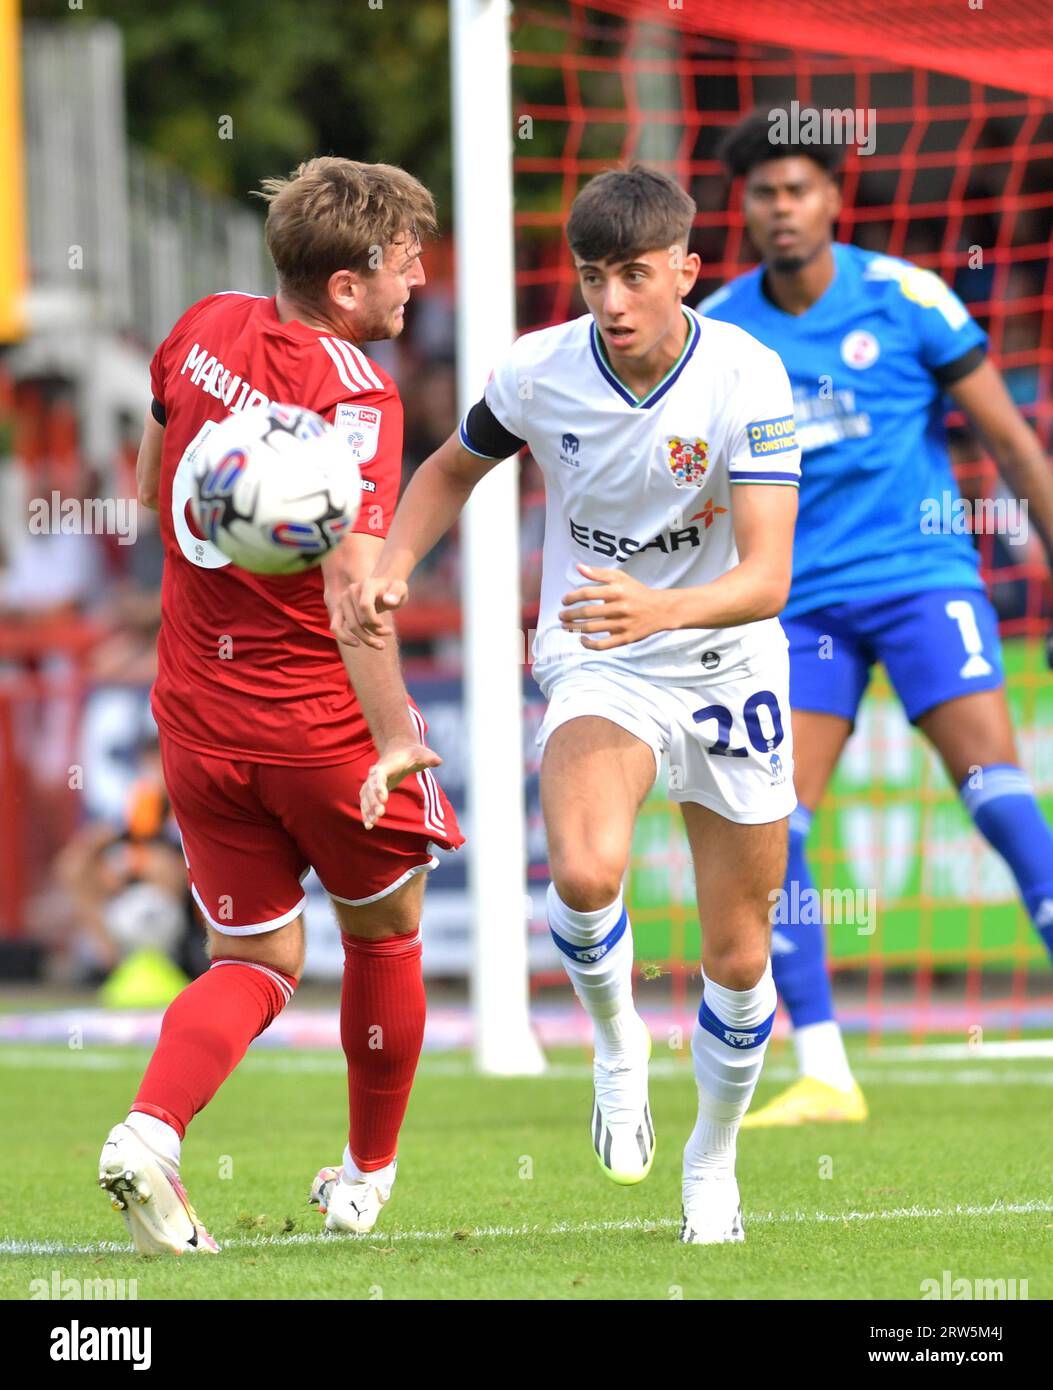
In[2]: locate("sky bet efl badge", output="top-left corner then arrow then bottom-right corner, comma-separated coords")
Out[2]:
665,436 -> 709,487
334,402 -> 382,463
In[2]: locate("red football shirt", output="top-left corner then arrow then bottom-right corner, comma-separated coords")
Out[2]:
149,291 -> 404,764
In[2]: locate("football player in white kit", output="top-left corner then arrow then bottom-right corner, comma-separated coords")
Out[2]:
331,166 -> 801,1244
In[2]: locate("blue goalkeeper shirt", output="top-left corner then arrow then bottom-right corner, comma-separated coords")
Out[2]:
701,241 -> 988,619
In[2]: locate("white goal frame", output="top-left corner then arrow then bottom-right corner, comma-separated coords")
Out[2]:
450,0 -> 545,1075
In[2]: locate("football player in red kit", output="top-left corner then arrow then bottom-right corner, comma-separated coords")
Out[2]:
98,158 -> 463,1253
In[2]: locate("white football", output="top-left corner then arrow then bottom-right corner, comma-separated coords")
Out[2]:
191,403 -> 361,574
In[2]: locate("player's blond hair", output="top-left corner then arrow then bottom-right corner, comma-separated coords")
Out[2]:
256,156 -> 438,304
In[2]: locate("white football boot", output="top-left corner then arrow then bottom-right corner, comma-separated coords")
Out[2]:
309,1162 -> 394,1235
591,1015 -> 655,1185
679,1175 -> 745,1245
99,1122 -> 219,1256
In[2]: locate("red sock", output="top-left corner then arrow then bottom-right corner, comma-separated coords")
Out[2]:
130,958 -> 296,1138
341,930 -> 425,1171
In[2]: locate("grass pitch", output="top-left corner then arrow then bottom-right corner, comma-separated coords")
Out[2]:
1,1039 -> 1051,1300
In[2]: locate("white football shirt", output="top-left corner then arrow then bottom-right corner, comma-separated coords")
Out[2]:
459,305 -> 801,689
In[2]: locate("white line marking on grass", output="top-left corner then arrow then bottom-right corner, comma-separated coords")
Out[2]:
877,1040 -> 1053,1062
0,1047 -> 1051,1084
4,1198 -> 1052,1257
850,1067 -> 1053,1086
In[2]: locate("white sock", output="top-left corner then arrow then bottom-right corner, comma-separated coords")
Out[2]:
546,883 -> 638,1064
343,1145 -> 396,1192
126,1112 -> 181,1170
684,963 -> 777,1182
793,1020 -> 855,1092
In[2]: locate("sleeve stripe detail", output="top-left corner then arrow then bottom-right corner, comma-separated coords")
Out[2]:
319,336 -> 362,392
339,338 -> 385,391
458,417 -> 503,460
729,475 -> 799,486
327,337 -> 370,390
733,469 -> 800,480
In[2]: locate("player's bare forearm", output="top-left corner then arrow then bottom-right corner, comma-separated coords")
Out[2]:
337,626 -> 419,750
325,535 -> 443,827
665,558 -> 793,629
950,359 -> 1053,567
136,409 -> 164,511
672,481 -> 797,627
323,533 -> 417,748
346,630 -> 445,830
332,430 -> 503,648
992,440 -> 1053,568
559,559 -> 789,650
986,435 -> 1053,563
378,430 -> 502,583
560,484 -> 796,649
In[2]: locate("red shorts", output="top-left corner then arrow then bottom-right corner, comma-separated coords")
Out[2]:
160,732 -> 464,936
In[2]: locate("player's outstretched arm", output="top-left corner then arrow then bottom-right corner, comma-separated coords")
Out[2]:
135,408 -> 164,512
706,481 -> 798,623
560,485 -> 797,649
324,533 -> 442,829
949,359 -> 1053,573
329,428 -> 504,650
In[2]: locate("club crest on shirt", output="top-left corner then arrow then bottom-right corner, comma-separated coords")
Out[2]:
334,402 -> 382,463
665,436 -> 708,487
840,329 -> 880,369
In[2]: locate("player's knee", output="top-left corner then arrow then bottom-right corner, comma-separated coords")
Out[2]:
207,926 -> 304,982
549,859 -> 625,913
332,879 -> 424,941
211,945 -> 303,984
702,941 -> 769,993
340,922 -> 419,945
268,946 -> 304,982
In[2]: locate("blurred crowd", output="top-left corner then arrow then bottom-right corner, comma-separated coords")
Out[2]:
0,206 -> 1049,980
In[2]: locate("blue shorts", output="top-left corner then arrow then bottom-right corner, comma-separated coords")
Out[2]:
784,587 -> 1005,725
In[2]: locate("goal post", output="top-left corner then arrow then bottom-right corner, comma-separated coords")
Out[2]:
450,0 -> 545,1075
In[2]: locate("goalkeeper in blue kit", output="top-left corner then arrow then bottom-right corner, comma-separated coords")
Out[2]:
703,108 -> 1053,1124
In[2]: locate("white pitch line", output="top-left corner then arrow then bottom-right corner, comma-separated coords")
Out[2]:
3,1198 -> 1052,1258
1,1048 -> 1051,1085
877,1040 -> 1053,1062
2,1039 -> 1053,1070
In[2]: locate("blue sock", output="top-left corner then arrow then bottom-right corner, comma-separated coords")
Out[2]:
960,764 -> 1053,962
769,805 -> 836,1029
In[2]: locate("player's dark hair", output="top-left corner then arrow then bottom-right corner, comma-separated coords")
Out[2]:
718,107 -> 846,179
255,156 -> 438,304
567,164 -> 696,263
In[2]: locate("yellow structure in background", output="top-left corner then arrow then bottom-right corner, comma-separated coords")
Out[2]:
0,0 -> 25,342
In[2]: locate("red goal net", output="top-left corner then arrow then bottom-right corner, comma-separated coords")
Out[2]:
513,0 -> 1053,1040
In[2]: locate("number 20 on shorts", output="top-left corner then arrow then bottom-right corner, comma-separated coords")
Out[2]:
692,690 -> 785,758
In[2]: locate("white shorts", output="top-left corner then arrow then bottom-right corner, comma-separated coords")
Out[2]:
536,652 -> 797,825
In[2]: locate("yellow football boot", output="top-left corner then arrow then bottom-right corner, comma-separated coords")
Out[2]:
741,1076 -> 868,1128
